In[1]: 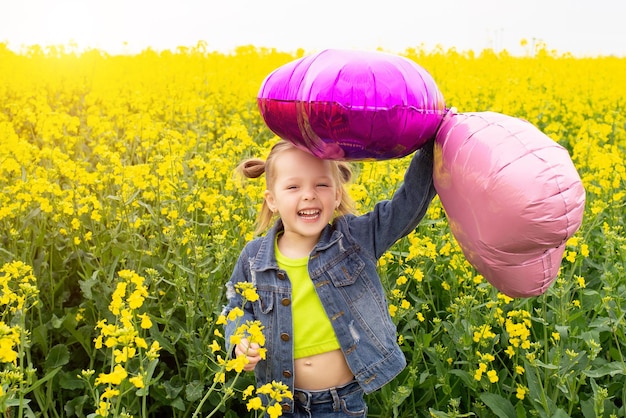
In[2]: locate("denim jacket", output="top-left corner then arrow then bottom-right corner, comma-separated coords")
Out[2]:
222,142 -> 436,412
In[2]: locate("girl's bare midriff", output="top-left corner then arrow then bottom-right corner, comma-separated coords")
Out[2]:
294,349 -> 354,390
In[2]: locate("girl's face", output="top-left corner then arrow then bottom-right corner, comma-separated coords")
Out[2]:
264,147 -> 342,248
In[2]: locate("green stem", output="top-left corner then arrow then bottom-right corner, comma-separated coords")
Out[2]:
191,373 -> 240,418
533,366 -> 551,416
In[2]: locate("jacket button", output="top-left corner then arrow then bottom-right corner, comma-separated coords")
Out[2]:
282,404 -> 291,413
282,370 -> 292,378
281,298 -> 290,306
280,333 -> 290,341
277,272 -> 286,280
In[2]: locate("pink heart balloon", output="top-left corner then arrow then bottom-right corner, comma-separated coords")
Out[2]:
434,111 -> 586,297
258,49 -> 446,160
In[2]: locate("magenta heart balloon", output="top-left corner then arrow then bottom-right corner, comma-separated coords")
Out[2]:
258,49 -> 446,160
434,111 -> 586,297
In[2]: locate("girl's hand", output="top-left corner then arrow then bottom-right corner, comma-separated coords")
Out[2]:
235,338 -> 261,371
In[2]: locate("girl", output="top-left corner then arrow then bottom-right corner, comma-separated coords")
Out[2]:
222,139 -> 436,417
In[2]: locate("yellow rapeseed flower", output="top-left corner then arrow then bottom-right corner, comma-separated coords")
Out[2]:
129,375 -> 145,389
138,313 -> 152,329
209,340 -> 221,353
113,346 -> 136,363
135,336 -> 148,349
213,371 -> 225,384
100,387 -> 120,400
97,401 -> 111,417
246,396 -> 263,411
266,403 -> 283,418
95,364 -> 128,386
473,324 -> 496,343
242,385 -> 255,400
226,355 -> 249,373
487,370 -> 499,383
0,335 -> 18,363
227,306 -> 244,322
147,341 -> 161,360
235,282 -> 259,302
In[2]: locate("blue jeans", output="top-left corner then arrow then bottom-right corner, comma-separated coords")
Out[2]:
286,380 -> 367,417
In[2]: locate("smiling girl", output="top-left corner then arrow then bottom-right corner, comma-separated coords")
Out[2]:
222,139 -> 436,417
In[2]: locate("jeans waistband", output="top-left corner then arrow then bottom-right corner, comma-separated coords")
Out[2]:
293,380 -> 361,405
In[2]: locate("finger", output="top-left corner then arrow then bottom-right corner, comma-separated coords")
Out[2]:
235,344 -> 247,357
236,339 -> 249,354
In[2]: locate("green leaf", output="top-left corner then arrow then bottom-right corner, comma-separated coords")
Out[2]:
171,397 -> 185,411
390,385 -> 412,408
448,368 -> 477,390
136,386 -> 149,396
64,395 -> 89,417
79,273 -> 99,300
532,359 -> 558,370
51,313 -> 65,329
31,323 -> 49,353
480,392 -> 517,418
579,398 -> 594,418
22,367 -> 61,394
185,379 -> 204,402
428,409 -> 451,418
163,376 -> 184,399
45,344 -> 70,369
583,361 -> 626,378
59,371 -> 85,390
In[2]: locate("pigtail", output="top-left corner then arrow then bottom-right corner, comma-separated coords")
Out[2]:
235,156 -> 276,235
337,162 -> 353,184
237,158 -> 266,179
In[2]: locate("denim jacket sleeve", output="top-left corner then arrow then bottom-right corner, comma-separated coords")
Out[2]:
221,242 -> 258,355
346,140 -> 436,259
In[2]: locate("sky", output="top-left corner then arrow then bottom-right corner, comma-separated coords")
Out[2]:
0,0 -> 624,57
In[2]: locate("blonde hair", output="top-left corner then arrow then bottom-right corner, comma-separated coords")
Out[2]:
237,140 -> 357,234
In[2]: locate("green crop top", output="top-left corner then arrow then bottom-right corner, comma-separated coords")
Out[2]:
275,241 -> 341,359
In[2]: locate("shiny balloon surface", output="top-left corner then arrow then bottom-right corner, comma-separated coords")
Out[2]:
434,111 -> 585,297
258,49 -> 446,160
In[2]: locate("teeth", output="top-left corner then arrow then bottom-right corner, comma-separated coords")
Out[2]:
298,209 -> 320,216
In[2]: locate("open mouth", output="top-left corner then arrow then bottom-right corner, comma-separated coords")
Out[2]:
298,209 -> 321,220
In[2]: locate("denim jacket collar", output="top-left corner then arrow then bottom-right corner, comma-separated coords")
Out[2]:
251,218 -> 345,271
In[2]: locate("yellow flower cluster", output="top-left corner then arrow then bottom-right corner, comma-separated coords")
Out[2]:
214,283 -> 267,373
504,310 -> 533,357
244,381 -> 292,418
196,281 -> 292,417
85,270 -> 160,417
0,261 -> 39,315
0,261 -> 39,405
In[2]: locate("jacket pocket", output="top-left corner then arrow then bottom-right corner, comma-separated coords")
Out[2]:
255,290 -> 275,315
327,252 -> 366,287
